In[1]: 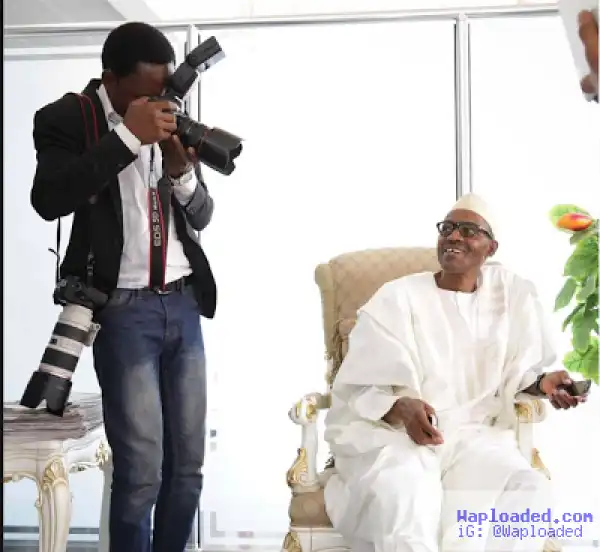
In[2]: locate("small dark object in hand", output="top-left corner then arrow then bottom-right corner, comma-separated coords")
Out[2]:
559,379 -> 592,397
428,414 -> 438,428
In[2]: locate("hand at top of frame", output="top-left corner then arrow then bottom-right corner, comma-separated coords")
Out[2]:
578,10 -> 598,98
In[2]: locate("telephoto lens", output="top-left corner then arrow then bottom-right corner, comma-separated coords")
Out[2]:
21,303 -> 101,416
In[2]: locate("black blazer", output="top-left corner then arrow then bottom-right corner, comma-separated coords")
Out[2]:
31,80 -> 217,318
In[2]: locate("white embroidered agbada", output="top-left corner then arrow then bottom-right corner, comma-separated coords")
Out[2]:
323,263 -> 557,552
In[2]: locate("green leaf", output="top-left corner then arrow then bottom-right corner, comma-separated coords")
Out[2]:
583,293 -> 599,335
550,204 -> 590,233
563,338 -> 599,384
572,309 -> 598,352
562,303 -> 585,331
585,292 -> 598,313
577,274 -> 598,302
572,323 -> 591,352
563,238 -> 599,280
554,278 -> 578,311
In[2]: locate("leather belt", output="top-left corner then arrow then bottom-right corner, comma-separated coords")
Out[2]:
144,276 -> 189,295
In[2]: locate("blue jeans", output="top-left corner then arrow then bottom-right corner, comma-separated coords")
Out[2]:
93,284 -> 206,552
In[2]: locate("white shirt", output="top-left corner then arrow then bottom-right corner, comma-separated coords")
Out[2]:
97,85 -> 195,288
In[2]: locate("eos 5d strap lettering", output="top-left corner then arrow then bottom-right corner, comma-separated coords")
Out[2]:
147,147 -> 171,291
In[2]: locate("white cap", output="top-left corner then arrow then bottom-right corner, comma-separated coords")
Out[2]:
450,193 -> 498,237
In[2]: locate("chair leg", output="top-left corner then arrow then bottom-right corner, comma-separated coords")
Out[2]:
543,538 -> 562,552
282,530 -> 303,552
532,448 -> 551,480
532,449 -> 562,552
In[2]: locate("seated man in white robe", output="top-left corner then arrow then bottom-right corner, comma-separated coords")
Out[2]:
323,193 -> 589,552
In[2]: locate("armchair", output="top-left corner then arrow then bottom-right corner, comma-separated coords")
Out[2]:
282,247 -> 557,552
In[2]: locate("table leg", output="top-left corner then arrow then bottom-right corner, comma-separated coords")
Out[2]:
99,456 -> 112,552
36,458 -> 72,552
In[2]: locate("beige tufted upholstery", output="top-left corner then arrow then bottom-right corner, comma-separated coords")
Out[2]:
289,488 -> 331,528
315,247 -> 439,384
283,247 -> 554,552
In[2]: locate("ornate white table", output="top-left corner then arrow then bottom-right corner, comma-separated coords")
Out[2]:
3,425 -> 110,552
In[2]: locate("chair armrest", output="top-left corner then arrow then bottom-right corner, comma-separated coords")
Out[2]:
288,392 -> 330,426
514,395 -> 548,470
514,394 -> 547,424
286,393 -> 330,494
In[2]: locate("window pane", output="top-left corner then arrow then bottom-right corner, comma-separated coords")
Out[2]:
199,21 -> 457,548
470,15 -> 600,533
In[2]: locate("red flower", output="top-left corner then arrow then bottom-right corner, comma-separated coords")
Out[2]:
556,213 -> 593,231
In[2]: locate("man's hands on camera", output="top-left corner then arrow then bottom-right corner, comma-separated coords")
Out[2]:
161,135 -> 199,178
123,97 -> 178,145
382,397 -> 444,446
123,97 -> 198,177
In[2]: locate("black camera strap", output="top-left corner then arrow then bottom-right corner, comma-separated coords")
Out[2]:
50,94 -> 99,286
147,148 -> 171,291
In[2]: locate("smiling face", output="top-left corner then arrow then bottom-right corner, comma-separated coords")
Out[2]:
436,209 -> 498,274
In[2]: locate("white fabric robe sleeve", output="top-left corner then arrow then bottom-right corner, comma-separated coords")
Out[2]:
332,282 -> 423,422
501,276 -> 558,411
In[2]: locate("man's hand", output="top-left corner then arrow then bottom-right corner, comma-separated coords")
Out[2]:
539,370 -> 587,410
160,134 -> 198,178
578,10 -> 598,97
123,98 -> 178,145
383,397 -> 444,446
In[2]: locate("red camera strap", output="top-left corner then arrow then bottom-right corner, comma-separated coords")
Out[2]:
52,92 -> 171,291
49,93 -> 100,285
147,148 -> 171,291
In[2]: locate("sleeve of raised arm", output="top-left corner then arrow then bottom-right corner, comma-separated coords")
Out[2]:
31,97 -> 137,221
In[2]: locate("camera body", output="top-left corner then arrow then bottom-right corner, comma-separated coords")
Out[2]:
157,36 -> 243,175
20,276 -> 108,416
53,275 -> 109,310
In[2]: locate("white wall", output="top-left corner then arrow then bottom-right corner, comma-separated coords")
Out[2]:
3,0 -> 159,26
3,0 -> 557,28
3,0 -> 123,26
143,0 -> 556,20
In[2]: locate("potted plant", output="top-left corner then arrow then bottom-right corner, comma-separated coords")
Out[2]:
550,205 -> 599,384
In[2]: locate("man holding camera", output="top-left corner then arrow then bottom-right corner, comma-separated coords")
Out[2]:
31,22 -> 214,552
